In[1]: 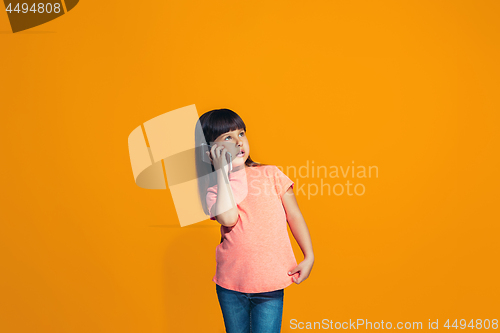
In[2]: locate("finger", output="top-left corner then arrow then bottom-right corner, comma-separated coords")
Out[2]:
215,146 -> 224,158
210,145 -> 217,158
205,151 -> 213,162
216,146 -> 227,159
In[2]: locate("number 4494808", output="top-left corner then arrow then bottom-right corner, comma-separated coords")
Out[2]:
6,3 -> 62,14
444,319 -> 498,329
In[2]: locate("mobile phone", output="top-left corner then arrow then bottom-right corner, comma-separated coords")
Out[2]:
200,143 -> 232,172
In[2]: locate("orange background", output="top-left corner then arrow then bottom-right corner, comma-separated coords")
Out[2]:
1,1 -> 499,332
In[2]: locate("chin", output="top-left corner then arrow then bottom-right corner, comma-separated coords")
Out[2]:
232,157 -> 247,167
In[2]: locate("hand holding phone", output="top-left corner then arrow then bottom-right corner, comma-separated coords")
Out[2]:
201,142 -> 239,173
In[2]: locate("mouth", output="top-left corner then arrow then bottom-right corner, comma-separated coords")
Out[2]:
236,150 -> 245,157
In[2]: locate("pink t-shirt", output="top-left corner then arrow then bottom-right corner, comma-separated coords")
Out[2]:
206,165 -> 299,293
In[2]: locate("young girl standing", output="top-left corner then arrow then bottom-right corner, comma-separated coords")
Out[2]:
196,109 -> 314,333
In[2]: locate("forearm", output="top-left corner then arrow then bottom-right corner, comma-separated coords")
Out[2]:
288,213 -> 314,260
214,169 -> 239,227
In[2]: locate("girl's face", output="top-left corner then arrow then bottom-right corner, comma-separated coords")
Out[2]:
213,128 -> 249,168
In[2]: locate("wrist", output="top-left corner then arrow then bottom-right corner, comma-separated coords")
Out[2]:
216,167 -> 231,185
216,166 -> 229,177
304,254 -> 315,262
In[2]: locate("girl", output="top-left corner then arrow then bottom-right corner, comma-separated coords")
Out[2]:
195,109 -> 314,333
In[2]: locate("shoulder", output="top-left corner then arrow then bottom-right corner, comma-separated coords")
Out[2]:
249,164 -> 281,172
247,165 -> 281,177
265,165 -> 286,177
247,165 -> 289,185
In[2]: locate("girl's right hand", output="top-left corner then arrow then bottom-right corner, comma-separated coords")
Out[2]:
206,143 -> 230,174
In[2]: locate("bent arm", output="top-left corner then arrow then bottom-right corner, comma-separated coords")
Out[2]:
282,187 -> 314,261
213,168 -> 239,227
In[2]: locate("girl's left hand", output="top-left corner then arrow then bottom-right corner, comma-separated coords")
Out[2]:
288,257 -> 315,284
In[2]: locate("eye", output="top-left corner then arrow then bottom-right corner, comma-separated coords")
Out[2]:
239,131 -> 245,137
224,136 -> 232,141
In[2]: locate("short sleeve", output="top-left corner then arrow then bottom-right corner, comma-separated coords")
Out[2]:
206,185 -> 218,220
273,166 -> 294,198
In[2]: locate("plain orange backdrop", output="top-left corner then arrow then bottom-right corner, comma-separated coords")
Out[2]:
1,1 -> 499,332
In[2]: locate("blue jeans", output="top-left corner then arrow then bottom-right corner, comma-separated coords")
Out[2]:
216,284 -> 284,333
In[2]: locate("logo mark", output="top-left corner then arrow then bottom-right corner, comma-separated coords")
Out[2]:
128,104 -> 242,227
3,1 -> 78,33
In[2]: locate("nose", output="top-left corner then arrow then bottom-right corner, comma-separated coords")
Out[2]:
236,139 -> 243,148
